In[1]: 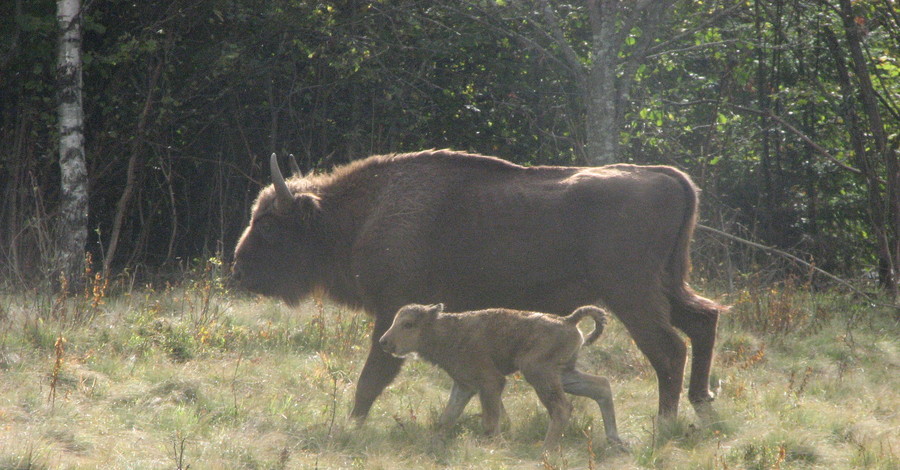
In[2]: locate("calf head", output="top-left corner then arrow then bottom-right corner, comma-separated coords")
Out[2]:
379,303 -> 444,357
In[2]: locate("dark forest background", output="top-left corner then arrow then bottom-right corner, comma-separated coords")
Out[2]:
2,0 -> 899,294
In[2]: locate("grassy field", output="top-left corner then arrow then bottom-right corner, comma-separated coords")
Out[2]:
0,268 -> 897,469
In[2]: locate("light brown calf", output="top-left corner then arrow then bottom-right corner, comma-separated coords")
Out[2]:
379,303 -> 623,451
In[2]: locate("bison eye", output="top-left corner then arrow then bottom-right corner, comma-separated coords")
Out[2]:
402,321 -> 415,329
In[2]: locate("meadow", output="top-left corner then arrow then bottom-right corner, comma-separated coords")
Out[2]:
0,262 -> 897,469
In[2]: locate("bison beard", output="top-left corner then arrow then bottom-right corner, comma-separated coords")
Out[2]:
232,149 -> 726,423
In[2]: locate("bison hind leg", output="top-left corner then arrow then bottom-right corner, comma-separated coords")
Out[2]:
603,286 -> 687,419
670,289 -> 721,414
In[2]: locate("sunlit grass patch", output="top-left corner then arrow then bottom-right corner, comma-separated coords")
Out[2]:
0,282 -> 897,468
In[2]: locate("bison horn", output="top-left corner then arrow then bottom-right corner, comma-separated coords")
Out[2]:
288,154 -> 303,177
270,153 -> 293,205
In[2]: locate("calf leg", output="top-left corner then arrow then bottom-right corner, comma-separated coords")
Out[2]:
561,367 -> 623,445
522,365 -> 572,451
350,313 -> 405,423
439,381 -> 476,428
477,374 -> 506,436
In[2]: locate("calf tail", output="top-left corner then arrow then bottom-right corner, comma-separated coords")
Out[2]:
564,306 -> 609,345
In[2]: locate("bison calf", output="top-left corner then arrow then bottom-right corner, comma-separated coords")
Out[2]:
379,303 -> 623,451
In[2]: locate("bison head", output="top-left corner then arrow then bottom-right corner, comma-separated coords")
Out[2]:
379,303 -> 444,357
232,154 -> 324,305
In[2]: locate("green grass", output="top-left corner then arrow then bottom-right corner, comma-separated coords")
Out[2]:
0,277 -> 897,469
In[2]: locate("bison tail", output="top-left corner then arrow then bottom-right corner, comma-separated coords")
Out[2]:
565,305 -> 609,345
652,166 -> 728,319
669,284 -> 728,319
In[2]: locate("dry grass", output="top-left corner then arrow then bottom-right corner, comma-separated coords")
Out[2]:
0,271 -> 897,469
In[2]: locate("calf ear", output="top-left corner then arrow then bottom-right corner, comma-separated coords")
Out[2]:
429,303 -> 445,315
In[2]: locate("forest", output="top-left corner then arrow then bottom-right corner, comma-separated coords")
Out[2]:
1,0 -> 899,294
1,1 -> 899,469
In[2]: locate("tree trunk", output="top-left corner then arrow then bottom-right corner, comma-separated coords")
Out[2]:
538,0 -> 676,166
102,59 -> 163,278
838,0 -> 900,299
822,0 -> 900,299
584,0 -> 620,166
56,0 -> 88,289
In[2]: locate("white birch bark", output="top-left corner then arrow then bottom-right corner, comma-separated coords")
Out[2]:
56,0 -> 88,286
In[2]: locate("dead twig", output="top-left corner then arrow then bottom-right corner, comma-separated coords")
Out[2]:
697,224 -> 897,309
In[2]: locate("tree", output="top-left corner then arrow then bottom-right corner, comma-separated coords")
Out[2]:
821,0 -> 900,298
56,0 -> 88,288
522,1 -> 741,165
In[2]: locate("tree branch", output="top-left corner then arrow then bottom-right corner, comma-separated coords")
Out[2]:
697,224 -> 892,306
727,103 -> 868,177
647,1 -> 746,56
537,0 -> 586,82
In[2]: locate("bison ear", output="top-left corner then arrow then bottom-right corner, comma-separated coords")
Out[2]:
429,303 -> 445,315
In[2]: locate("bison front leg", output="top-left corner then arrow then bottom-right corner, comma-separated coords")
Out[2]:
350,312 -> 405,424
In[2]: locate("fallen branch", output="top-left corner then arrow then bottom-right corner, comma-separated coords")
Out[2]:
696,224 -> 894,308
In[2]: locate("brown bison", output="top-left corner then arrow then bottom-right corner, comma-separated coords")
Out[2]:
379,303 -> 622,450
232,149 -> 725,423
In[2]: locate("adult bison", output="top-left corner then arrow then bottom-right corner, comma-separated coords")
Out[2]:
232,149 -> 725,423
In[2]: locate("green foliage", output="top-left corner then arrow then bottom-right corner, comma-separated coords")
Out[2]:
2,0 -> 900,286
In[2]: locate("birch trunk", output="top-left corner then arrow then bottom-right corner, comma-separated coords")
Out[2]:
56,0 -> 88,287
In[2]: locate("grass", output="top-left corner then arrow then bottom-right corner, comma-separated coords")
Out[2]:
0,268 -> 897,469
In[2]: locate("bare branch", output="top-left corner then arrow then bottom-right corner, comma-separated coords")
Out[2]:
647,40 -> 740,59
728,103 -> 867,176
697,224 -> 892,307
647,1 -> 746,56
537,0 -> 586,81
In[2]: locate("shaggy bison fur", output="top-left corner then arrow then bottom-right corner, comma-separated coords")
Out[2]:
379,303 -> 622,450
232,150 -> 726,423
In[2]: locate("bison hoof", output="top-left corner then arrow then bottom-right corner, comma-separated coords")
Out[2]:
689,390 -> 716,404
608,436 -> 630,453
349,413 -> 368,428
